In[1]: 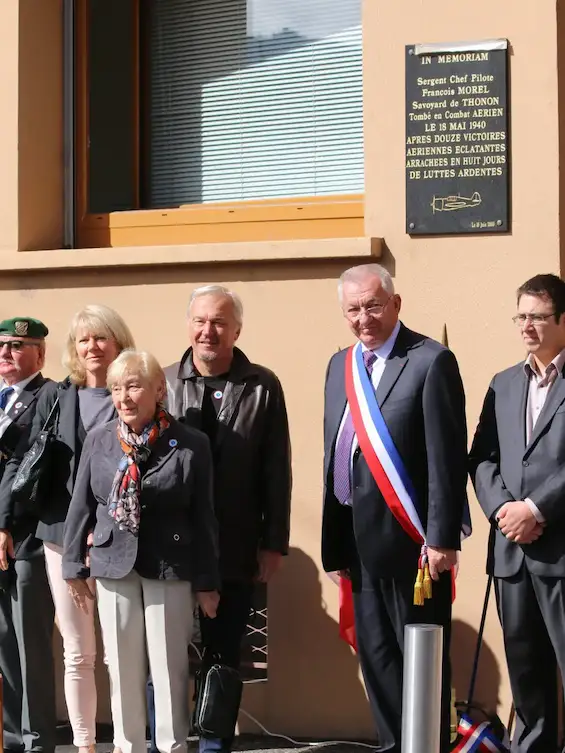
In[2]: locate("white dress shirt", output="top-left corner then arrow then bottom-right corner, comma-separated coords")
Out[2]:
336,321 -> 401,504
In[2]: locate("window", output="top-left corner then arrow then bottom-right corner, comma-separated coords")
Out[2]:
75,0 -> 364,247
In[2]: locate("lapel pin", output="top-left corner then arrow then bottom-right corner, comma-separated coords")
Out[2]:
169,439 -> 178,448
213,390 -> 223,400
15,402 -> 22,409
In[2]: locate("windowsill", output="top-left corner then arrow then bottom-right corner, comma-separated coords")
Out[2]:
77,195 -> 365,248
3,237 -> 382,272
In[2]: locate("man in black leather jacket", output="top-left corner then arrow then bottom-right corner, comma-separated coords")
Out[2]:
148,284 -> 292,753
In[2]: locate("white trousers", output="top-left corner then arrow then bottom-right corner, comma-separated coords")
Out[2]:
44,542 -> 97,746
96,572 -> 193,753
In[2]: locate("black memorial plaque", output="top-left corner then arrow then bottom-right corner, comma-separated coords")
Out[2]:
405,42 -> 509,234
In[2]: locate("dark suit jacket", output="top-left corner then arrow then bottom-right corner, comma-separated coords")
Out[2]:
470,361 -> 565,578
164,347 -> 291,581
322,324 -> 468,580
0,372 -> 53,559
62,417 -> 220,591
0,378 -> 109,548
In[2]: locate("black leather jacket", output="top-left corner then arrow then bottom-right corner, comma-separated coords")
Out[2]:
164,347 -> 292,581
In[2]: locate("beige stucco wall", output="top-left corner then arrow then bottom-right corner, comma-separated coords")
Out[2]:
0,0 -> 562,740
365,0 -> 563,734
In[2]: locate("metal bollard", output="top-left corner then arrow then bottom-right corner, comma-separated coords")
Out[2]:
401,624 -> 443,753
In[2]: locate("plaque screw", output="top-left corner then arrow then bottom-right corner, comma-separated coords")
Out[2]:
408,49 -> 414,55
409,222 -> 415,230
496,220 -> 502,226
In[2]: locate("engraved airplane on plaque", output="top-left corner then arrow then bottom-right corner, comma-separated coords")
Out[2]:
431,191 -> 482,213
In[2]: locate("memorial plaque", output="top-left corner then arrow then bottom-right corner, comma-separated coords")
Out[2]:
405,39 -> 509,234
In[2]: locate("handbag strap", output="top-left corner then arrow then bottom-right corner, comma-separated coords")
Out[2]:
40,395 -> 60,433
465,524 -> 496,711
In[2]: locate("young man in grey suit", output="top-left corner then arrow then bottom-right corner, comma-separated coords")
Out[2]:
0,318 -> 56,753
322,264 -> 468,753
470,273 -> 565,753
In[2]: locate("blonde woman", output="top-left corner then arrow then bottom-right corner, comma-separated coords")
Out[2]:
2,304 -> 135,753
62,350 -> 219,753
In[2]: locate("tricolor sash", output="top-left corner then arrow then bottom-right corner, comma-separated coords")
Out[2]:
346,343 -> 425,544
345,342 -> 443,605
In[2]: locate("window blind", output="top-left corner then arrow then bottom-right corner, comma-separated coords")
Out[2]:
145,0 -> 363,208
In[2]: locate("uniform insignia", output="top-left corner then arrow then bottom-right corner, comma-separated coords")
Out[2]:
14,321 -> 28,336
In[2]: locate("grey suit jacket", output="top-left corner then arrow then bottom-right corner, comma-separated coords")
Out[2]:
470,361 -> 565,577
62,417 -> 220,590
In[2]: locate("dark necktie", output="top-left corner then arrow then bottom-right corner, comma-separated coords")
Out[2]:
0,387 -> 14,411
333,350 -> 377,505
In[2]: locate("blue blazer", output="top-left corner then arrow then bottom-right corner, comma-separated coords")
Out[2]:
322,323 -> 468,580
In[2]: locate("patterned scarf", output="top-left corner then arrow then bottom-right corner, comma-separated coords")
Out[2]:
108,409 -> 171,535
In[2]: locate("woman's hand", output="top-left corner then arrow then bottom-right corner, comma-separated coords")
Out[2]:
66,578 -> 95,611
196,590 -> 220,619
85,530 -> 94,568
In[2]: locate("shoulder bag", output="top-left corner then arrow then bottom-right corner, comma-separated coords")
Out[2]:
11,395 -> 60,504
191,652 -> 243,739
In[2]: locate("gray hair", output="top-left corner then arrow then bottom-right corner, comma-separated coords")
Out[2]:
188,285 -> 244,326
107,349 -> 165,391
337,264 -> 395,303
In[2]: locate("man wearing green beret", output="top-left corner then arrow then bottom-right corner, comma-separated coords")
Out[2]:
0,317 -> 56,753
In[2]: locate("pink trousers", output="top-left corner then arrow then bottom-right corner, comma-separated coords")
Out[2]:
44,542 -> 97,747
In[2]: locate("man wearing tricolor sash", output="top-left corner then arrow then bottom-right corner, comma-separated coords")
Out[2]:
322,264 -> 469,753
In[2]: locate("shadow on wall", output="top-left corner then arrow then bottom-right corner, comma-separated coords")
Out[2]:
451,618 -> 503,719
266,546 -> 375,740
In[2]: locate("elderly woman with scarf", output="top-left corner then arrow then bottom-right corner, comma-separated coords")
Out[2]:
62,350 -> 220,753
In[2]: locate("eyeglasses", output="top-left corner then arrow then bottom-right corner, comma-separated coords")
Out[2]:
512,312 -> 555,326
345,297 -> 393,322
512,313 -> 555,326
0,340 -> 41,352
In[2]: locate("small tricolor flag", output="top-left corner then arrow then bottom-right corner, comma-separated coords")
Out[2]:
453,714 -> 509,752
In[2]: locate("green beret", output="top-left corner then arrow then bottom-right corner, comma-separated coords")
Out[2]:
0,317 -> 48,339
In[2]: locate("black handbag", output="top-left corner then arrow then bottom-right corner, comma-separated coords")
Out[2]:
11,396 -> 60,504
191,657 -> 243,739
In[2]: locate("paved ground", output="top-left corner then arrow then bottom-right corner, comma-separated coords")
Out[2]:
55,734 -> 375,753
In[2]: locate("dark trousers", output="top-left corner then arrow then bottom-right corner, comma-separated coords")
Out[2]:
495,566 -> 565,753
351,563 -> 452,753
147,581 -> 254,753
0,557 -> 56,753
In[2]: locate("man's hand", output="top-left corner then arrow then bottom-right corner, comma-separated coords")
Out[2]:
496,501 -> 542,544
196,590 -> 220,619
427,547 -> 457,581
66,578 -> 95,612
257,550 -> 283,583
0,529 -> 14,571
520,522 -> 544,544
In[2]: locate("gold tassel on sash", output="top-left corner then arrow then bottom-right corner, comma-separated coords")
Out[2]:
413,563 -> 424,606
413,546 -> 433,606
